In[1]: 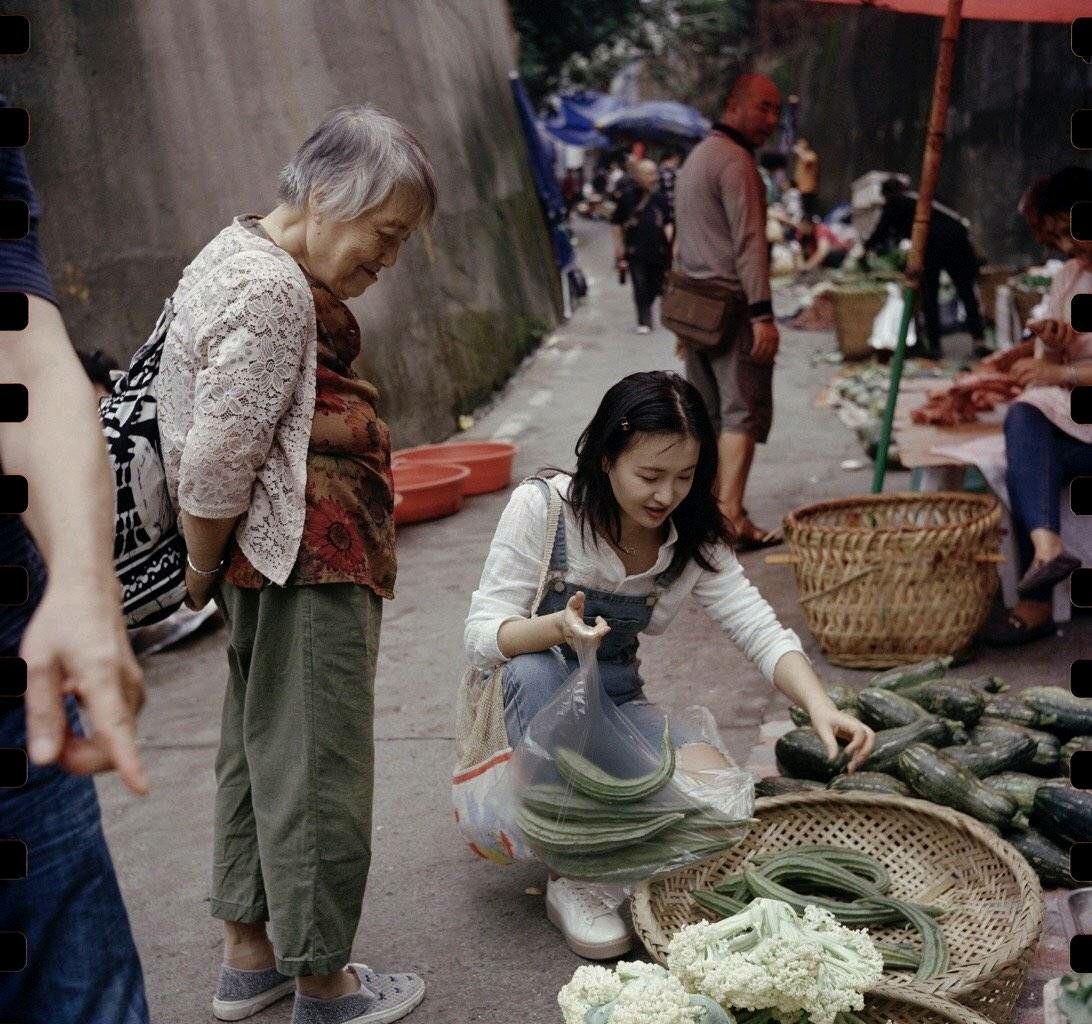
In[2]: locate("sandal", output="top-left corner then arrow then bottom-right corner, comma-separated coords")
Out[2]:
731,509 -> 784,553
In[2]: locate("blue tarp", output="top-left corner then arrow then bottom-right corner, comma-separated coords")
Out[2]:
543,91 -> 622,148
509,73 -> 575,274
595,100 -> 710,145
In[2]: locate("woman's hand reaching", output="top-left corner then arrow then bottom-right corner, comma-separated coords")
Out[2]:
1027,318 -> 1077,353
557,590 -> 610,648
810,703 -> 874,773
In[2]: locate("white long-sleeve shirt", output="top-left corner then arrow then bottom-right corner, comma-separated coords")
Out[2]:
464,475 -> 803,680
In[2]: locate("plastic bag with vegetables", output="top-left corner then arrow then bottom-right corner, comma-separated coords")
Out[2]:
510,631 -> 754,884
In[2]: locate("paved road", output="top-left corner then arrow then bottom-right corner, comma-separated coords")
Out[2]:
98,220 -> 1088,1023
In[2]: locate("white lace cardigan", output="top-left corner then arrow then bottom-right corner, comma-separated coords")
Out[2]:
155,218 -> 317,585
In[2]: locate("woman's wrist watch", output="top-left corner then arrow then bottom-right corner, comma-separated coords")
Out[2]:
186,553 -> 225,578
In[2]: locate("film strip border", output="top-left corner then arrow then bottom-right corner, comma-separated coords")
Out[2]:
0,12 -> 42,985
1070,13 -> 1092,978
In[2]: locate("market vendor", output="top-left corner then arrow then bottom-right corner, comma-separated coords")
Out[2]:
464,370 -> 873,960
980,166 -> 1092,647
796,216 -> 850,273
864,177 -> 986,359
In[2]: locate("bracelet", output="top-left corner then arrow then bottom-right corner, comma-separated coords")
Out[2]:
186,553 -> 225,577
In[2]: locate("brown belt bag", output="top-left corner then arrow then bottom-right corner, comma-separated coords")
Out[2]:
661,271 -> 747,349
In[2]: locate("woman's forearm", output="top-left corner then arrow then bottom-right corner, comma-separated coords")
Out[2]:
497,611 -> 564,659
179,510 -> 239,571
771,650 -> 835,713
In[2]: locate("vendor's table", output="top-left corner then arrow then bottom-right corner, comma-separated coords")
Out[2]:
892,382 -> 1073,625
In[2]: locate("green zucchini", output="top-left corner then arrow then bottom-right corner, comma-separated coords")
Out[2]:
775,728 -> 850,782
1022,687 -> 1092,737
972,719 -> 1061,775
945,720 -> 970,746
856,688 -> 927,730
901,681 -> 985,725
555,719 -> 675,804
828,771 -> 911,797
860,717 -> 953,776
948,674 -> 1006,695
897,744 -> 1028,830
981,695 -> 1040,728
943,734 -> 1037,778
984,772 -> 1068,816
789,684 -> 860,726
1032,784 -> 1092,845
1061,735 -> 1092,776
870,657 -> 952,691
754,776 -> 825,798
1003,826 -> 1077,888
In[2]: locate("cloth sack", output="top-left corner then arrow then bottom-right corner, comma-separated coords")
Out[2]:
100,299 -> 189,626
451,480 -> 562,864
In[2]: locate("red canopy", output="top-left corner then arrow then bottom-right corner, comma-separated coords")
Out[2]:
809,0 -> 1091,22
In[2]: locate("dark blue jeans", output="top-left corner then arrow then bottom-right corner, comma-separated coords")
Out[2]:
0,697 -> 148,1023
1004,401 -> 1092,602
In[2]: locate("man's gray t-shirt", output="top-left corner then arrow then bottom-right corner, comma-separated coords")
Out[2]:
674,127 -> 772,320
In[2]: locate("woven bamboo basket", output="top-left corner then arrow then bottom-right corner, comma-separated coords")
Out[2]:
631,792 -> 1044,1024
831,287 -> 888,360
772,492 -> 1002,669
831,984 -> 998,1024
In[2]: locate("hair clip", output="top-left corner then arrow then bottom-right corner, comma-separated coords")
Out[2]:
620,417 -> 631,432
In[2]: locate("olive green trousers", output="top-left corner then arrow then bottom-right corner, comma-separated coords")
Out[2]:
210,581 -> 381,977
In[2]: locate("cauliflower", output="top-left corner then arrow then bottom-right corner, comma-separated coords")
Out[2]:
666,898 -> 883,1024
558,961 -> 709,1024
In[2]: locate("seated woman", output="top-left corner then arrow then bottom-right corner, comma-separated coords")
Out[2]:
981,166 -> 1092,646
464,371 -> 873,958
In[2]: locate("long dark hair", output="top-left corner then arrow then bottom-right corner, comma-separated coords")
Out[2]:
566,371 -> 733,576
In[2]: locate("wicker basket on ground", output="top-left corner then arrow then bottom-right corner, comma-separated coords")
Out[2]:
842,985 -> 999,1024
631,792 -> 1044,1024
831,287 -> 888,360
772,492 -> 1002,669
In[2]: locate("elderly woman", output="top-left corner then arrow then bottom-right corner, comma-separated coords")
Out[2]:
155,106 -> 436,1024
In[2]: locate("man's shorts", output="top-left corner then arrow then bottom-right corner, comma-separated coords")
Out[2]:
682,312 -> 774,443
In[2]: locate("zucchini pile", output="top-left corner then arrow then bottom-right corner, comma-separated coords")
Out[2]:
517,721 -> 755,881
764,659 -> 1092,889
691,845 -> 948,981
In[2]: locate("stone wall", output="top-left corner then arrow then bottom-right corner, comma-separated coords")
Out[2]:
3,0 -> 559,443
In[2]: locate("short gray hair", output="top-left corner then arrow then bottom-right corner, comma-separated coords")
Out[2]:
278,104 -> 438,224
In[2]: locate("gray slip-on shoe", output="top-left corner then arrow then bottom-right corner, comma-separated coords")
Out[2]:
292,964 -> 425,1024
213,965 -> 295,1021
1017,552 -> 1081,595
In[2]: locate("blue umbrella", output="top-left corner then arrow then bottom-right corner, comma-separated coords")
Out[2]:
595,100 -> 710,145
544,92 -> 622,149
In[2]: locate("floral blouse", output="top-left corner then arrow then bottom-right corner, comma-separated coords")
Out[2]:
226,228 -> 397,597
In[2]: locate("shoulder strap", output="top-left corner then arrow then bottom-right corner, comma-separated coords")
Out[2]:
527,479 -> 563,618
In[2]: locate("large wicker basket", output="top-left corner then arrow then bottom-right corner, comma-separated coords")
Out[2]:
774,492 -> 1002,669
631,793 -> 1044,1024
831,287 -> 888,360
838,984 -> 1001,1024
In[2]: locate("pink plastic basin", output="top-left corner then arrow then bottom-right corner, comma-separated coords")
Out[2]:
391,441 -> 517,496
391,460 -> 470,525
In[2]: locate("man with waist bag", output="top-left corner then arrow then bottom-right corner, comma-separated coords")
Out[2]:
666,73 -> 782,550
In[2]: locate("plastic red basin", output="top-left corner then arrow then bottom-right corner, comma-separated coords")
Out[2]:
391,460 -> 470,525
391,441 -> 517,495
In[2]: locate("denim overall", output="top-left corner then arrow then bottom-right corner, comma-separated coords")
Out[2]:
501,480 -> 683,747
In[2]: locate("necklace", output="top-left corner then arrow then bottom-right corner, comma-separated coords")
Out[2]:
615,534 -> 639,556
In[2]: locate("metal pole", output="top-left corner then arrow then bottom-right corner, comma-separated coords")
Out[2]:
871,0 -> 964,493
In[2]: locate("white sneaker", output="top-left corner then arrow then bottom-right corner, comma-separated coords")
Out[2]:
545,877 -> 634,960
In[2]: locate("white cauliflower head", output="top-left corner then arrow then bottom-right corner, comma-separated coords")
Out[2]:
558,965 -> 623,1024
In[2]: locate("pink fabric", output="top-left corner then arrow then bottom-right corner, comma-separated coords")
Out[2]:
808,0 -> 1091,22
1017,259 -> 1092,444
